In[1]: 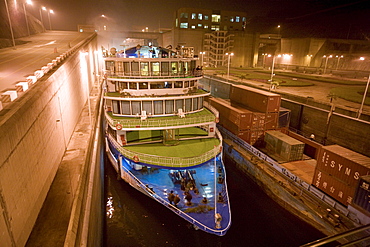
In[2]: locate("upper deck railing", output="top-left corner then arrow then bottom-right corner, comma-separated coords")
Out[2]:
104,70 -> 203,80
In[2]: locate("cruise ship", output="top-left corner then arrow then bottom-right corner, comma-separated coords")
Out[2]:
102,45 -> 231,236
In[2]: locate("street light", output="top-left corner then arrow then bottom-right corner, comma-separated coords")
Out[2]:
323,55 -> 332,74
277,25 -> 281,37
335,55 -> 343,70
269,54 -> 281,91
200,52 -> 205,66
358,74 -> 370,119
4,0 -> 16,48
48,9 -> 54,31
225,52 -> 234,78
23,0 -> 33,36
306,55 -> 312,67
39,7 -> 45,32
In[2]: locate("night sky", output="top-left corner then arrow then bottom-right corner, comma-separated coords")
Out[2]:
29,0 -> 370,39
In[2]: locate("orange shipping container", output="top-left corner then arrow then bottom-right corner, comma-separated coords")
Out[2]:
317,145 -> 370,187
313,168 -> 356,206
230,84 -> 281,113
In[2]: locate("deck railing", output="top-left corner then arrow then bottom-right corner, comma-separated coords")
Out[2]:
105,111 -> 216,129
104,70 -> 203,79
108,129 -> 223,168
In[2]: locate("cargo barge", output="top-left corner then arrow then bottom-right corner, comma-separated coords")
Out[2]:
206,83 -> 370,233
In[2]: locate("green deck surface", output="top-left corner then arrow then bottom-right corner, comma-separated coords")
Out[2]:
123,137 -> 220,158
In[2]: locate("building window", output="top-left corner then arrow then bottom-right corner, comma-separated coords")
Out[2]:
230,17 -> 234,22
191,13 -> 196,19
198,23 -> 202,28
211,25 -> 220,31
198,13 -> 202,20
204,15 -> 209,20
211,14 -> 220,22
180,23 -> 188,28
180,12 -> 188,18
204,25 -> 209,29
236,16 -> 240,22
191,25 -> 196,29
242,17 -> 246,22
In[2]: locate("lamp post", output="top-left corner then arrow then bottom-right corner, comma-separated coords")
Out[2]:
269,54 -> 280,91
225,52 -> 234,79
4,0 -> 16,48
277,25 -> 281,37
200,52 -> 205,66
306,54 -> 312,67
23,0 -> 32,36
358,74 -> 370,119
48,9 -> 54,31
323,55 -> 332,74
39,7 -> 45,32
335,55 -> 343,70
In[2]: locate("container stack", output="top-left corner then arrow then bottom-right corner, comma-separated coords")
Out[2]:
353,175 -> 370,215
264,130 -> 305,162
312,145 -> 370,206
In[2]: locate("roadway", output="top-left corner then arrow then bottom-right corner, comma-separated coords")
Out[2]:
0,31 -> 93,92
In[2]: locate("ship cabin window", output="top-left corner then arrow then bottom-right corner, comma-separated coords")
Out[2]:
140,62 -> 149,76
151,62 -> 160,76
112,100 -> 119,114
184,81 -> 189,87
105,61 -> 115,72
121,101 -> 130,114
190,81 -> 195,87
142,101 -> 152,114
128,82 -> 137,90
193,97 -> 199,111
199,97 -> 204,109
164,81 -> 172,88
123,62 -> 130,75
174,81 -> 183,88
118,81 -> 128,91
139,82 -> 148,89
175,99 -> 183,111
150,81 -> 164,89
131,101 -> 141,115
171,62 -> 178,74
116,62 -> 123,73
185,98 -> 191,111
131,62 -> 139,76
154,100 -> 163,114
161,62 -> 170,76
165,100 -> 174,114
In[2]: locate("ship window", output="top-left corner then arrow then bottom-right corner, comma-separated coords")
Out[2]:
164,81 -> 172,88
190,81 -> 195,87
105,61 -> 115,71
154,100 -> 163,114
175,99 -> 183,111
174,81 -> 183,88
116,61 -> 123,73
193,98 -> 198,110
150,82 -> 163,89
131,101 -> 141,115
131,62 -> 139,76
139,82 -> 148,89
199,97 -> 204,108
119,82 -> 128,90
123,62 -> 130,75
140,62 -> 149,76
184,81 -> 189,87
161,62 -> 169,76
142,101 -> 152,114
185,98 -> 191,111
171,62 -> 178,74
165,100 -> 174,114
121,101 -> 130,114
129,82 -> 137,90
112,100 -> 120,114
151,62 -> 160,75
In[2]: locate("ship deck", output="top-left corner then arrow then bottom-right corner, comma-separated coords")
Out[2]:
120,154 -> 231,235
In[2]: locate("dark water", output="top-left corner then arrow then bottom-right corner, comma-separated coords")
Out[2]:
104,156 -> 327,247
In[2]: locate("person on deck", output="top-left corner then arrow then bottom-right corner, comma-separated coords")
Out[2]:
168,190 -> 175,205
174,194 -> 181,207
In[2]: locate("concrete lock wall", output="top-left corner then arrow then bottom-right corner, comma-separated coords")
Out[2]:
0,37 -> 98,246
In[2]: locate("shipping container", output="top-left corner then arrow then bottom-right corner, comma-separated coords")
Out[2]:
353,175 -> 370,213
209,97 -> 253,130
265,112 -> 279,130
265,130 -> 305,162
230,84 -> 281,113
316,145 -> 370,187
278,107 -> 291,128
313,168 -> 356,206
